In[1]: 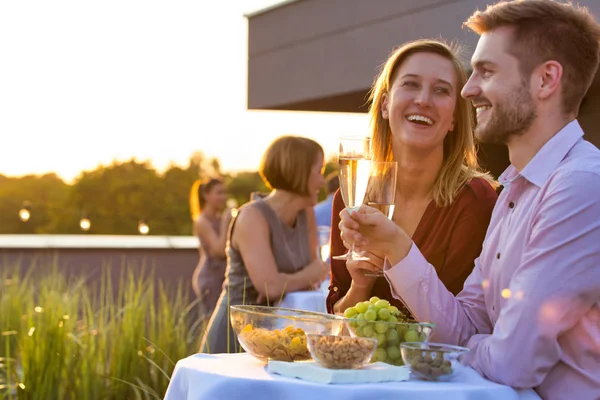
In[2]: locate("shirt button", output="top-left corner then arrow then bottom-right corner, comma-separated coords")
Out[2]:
333,286 -> 338,292
508,201 -> 515,209
496,252 -> 501,259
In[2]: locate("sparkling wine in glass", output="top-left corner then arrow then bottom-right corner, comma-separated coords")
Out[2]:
363,160 -> 398,277
332,136 -> 371,261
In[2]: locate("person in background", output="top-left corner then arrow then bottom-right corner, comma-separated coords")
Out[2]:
200,136 -> 329,354
314,172 -> 339,228
190,178 -> 232,321
339,1 -> 600,398
327,39 -> 498,317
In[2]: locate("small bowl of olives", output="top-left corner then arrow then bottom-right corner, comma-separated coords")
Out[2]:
400,342 -> 469,381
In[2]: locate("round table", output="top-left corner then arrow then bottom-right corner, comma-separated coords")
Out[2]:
164,353 -> 541,400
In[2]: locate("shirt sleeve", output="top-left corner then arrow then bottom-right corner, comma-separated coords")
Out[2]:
326,190 -> 350,313
462,171 -> 600,388
383,179 -> 497,344
384,244 -> 493,346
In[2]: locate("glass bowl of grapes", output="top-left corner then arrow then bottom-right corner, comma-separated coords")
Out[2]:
401,342 -> 469,381
342,297 -> 435,366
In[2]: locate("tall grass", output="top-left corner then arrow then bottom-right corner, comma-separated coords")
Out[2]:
0,263 -> 201,400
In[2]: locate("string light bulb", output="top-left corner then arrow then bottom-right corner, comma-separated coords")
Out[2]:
19,201 -> 32,222
138,220 -> 149,235
80,217 -> 91,231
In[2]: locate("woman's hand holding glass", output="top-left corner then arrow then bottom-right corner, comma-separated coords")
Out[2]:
345,251 -> 385,287
339,205 -> 412,267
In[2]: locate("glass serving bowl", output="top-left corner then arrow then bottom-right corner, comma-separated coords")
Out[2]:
343,318 -> 435,365
306,333 -> 377,369
229,305 -> 344,363
400,342 -> 469,381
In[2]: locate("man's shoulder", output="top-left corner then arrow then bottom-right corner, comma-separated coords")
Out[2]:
552,139 -> 600,185
561,139 -> 600,173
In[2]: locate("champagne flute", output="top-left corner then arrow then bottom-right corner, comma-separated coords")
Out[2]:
363,160 -> 398,277
317,226 -> 331,263
332,136 -> 371,261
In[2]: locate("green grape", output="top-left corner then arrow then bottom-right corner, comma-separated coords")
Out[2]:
419,331 -> 429,342
356,313 -> 368,327
394,358 -> 405,366
375,332 -> 386,346
367,305 -> 380,315
387,315 -> 398,323
374,348 -> 387,361
355,302 -> 369,313
386,346 -> 401,360
364,310 -> 377,321
375,321 -> 388,333
377,308 -> 391,320
375,299 -> 390,309
343,307 -> 357,318
404,329 -> 419,342
396,326 -> 406,337
354,326 -> 364,336
386,328 -> 399,344
389,305 -> 399,314
369,296 -> 380,304
362,324 -> 375,337
384,357 -> 394,365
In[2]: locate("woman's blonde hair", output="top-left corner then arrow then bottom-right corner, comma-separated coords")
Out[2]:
189,177 -> 223,220
369,39 -> 497,207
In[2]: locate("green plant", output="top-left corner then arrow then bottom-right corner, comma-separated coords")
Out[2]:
0,263 -> 201,400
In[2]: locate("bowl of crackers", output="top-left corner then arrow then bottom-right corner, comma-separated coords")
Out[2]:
229,305 -> 344,363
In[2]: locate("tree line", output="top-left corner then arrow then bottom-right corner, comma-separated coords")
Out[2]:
0,152 -> 337,235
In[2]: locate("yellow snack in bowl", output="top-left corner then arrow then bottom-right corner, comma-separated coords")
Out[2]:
238,324 -> 310,362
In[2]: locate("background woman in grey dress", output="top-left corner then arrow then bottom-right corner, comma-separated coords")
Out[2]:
200,136 -> 330,354
190,178 -> 233,321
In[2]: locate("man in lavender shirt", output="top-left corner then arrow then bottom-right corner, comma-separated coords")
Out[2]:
339,1 -> 600,399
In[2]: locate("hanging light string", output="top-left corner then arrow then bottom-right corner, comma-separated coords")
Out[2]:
18,200 -> 150,234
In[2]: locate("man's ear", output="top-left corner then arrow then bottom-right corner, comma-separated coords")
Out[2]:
536,60 -> 563,100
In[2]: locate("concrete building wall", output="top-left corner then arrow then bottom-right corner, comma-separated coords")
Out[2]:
247,0 -> 600,112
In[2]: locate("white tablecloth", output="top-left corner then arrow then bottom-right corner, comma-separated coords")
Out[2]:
164,353 -> 541,400
278,289 -> 328,313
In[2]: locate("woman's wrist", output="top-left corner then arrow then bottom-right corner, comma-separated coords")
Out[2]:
383,226 -> 412,266
349,279 -> 374,293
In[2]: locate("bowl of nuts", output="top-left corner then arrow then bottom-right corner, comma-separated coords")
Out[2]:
230,305 -> 344,363
306,334 -> 377,369
400,342 -> 469,381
